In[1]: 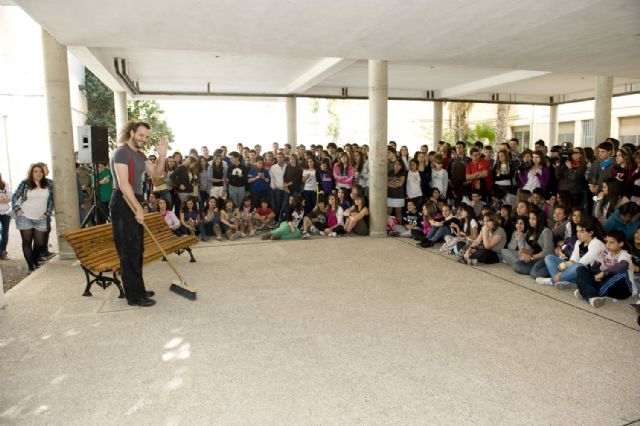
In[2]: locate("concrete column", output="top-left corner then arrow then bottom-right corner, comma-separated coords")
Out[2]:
593,76 -> 613,146
42,29 -> 80,259
433,101 -> 443,146
114,91 -> 128,139
548,104 -> 558,146
286,97 -> 297,149
368,60 -> 388,238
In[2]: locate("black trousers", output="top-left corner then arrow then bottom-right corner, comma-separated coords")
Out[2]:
576,265 -> 632,300
110,190 -> 147,302
470,247 -> 500,264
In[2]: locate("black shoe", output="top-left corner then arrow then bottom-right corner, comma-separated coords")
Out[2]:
127,297 -> 156,307
146,291 -> 155,298
40,252 -> 56,261
419,240 -> 434,248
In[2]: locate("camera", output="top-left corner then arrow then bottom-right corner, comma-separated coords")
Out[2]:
559,142 -> 573,163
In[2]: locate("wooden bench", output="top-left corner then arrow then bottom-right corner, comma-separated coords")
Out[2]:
62,212 -> 198,298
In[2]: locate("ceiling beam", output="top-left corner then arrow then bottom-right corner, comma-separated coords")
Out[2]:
280,57 -> 356,94
438,70 -> 550,99
67,46 -> 126,92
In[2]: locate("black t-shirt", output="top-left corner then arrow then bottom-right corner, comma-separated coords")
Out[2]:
227,164 -> 247,187
402,209 -> 421,227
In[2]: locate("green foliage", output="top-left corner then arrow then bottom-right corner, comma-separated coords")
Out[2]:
79,68 -> 174,153
472,123 -> 496,143
79,69 -> 116,143
127,100 -> 174,154
325,99 -> 340,142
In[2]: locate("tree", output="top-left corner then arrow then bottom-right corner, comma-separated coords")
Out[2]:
325,99 -> 340,143
495,104 -> 510,145
80,68 -> 174,153
474,123 -> 496,143
446,102 -> 473,142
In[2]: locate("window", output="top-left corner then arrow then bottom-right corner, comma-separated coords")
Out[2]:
511,126 -> 530,147
619,116 -> 640,146
581,119 -> 594,148
558,121 -> 574,145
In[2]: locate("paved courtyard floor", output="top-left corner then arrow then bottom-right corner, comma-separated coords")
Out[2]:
1,237 -> 639,425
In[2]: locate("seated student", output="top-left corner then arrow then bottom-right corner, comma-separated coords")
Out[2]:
499,204 -> 515,244
158,198 -> 190,236
239,196 -> 256,237
463,212 -> 507,265
180,196 -> 201,236
427,187 -> 442,209
412,200 -> 437,241
146,192 -> 159,213
337,187 -> 351,211
538,215 -> 606,287
262,195 -> 304,240
254,198 -> 276,230
489,188 -> 505,213
325,193 -> 345,237
391,199 -> 421,237
419,203 -> 455,247
199,197 -> 223,241
220,198 -> 241,240
549,204 -> 569,244
510,210 -> 554,278
595,177 -> 630,223
630,227 -> 640,297
574,230 -> 634,308
302,195 -> 329,238
449,204 -> 479,241
555,207 -> 584,260
603,201 -> 640,241
530,188 -> 546,212
465,190 -> 485,219
343,194 -> 369,236
501,215 -> 530,267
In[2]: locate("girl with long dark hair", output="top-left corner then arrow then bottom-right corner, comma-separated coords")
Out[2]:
11,164 -> 54,272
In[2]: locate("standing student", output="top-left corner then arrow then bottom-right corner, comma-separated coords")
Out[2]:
226,152 -> 248,209
93,162 -> 113,224
429,154 -> 448,200
301,157 -> 319,214
11,164 -> 54,273
247,157 -> 271,210
269,152 -> 287,220
110,121 -> 167,307
197,156 -> 210,211
0,172 -> 12,260
406,159 -> 423,208
333,152 -> 354,190
387,160 -> 405,220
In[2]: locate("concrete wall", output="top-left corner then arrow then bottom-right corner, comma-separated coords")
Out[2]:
0,5 -> 87,190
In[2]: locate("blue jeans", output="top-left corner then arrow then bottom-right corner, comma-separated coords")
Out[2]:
544,255 -> 582,284
228,185 -> 246,210
513,258 -> 549,278
271,189 -> 287,220
0,214 -> 10,252
426,225 -> 451,242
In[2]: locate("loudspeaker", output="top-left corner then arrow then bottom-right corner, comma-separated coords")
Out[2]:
77,126 -> 109,164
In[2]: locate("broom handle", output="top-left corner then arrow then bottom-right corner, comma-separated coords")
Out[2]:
123,196 -> 186,283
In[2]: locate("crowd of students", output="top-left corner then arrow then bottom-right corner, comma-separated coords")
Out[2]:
1,137 -> 639,320
135,138 -> 639,316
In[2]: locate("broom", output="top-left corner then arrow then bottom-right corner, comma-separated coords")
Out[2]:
124,196 -> 197,300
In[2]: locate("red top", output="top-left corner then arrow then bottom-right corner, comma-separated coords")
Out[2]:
466,158 -> 493,191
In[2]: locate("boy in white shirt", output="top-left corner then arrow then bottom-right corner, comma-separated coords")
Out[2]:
575,230 -> 634,308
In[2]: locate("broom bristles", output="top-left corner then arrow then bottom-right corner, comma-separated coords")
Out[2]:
169,281 -> 197,300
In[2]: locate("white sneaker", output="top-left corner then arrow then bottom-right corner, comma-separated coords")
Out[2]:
240,232 -> 247,238
302,232 -> 310,239
574,289 -> 582,300
319,231 -> 325,236
249,229 -> 256,236
329,232 -> 337,237
589,297 -> 605,308
536,277 -> 552,285
310,225 -> 317,234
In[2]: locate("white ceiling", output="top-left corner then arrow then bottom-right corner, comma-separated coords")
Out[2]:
11,0 -> 640,103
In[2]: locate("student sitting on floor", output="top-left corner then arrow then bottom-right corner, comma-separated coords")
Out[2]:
463,212 -> 507,265
254,198 -> 276,230
220,198 -> 241,240
510,209 -> 554,278
555,207 -> 584,260
343,194 -> 369,236
180,196 -> 200,236
574,230 -> 634,308
413,200 -> 438,242
538,215 -> 606,288
501,215 -> 530,268
158,198 -> 190,236
549,204 -> 569,244
302,195 -> 329,238
239,196 -> 256,237
418,203 -> 455,247
198,196 -> 223,241
391,199 -> 421,238
262,195 -> 304,240
325,193 -> 345,237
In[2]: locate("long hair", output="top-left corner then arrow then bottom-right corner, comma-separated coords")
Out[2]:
494,150 -> 511,174
527,209 -> 546,241
26,163 -> 48,189
579,215 -> 605,243
118,120 -> 150,144
603,177 -> 626,217
0,173 -> 5,191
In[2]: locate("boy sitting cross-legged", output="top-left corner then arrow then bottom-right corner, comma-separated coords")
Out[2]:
574,230 -> 634,308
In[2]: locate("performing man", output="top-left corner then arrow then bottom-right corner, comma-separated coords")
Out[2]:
110,121 -> 168,307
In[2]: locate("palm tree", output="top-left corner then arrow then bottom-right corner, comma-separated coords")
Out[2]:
495,104 -> 510,144
447,102 -> 473,142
